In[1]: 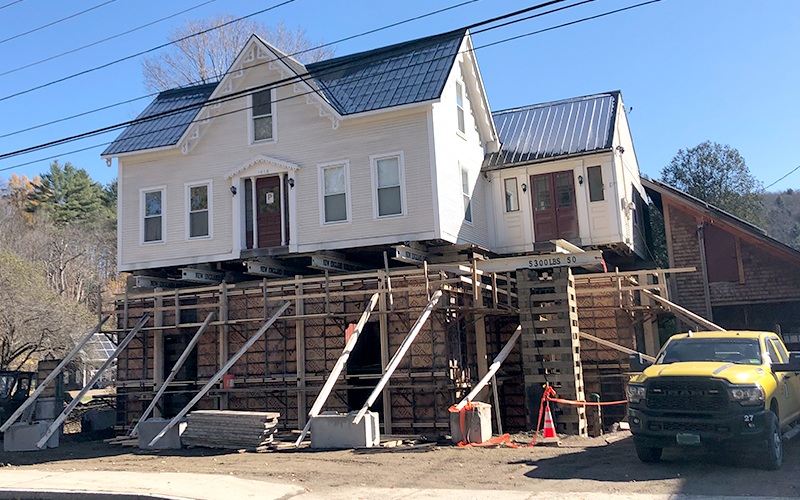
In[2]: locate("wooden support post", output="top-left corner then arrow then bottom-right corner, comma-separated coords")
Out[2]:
457,326 -> 521,409
473,260 -> 489,386
491,273 -> 498,308
639,272 -> 659,357
492,374 -> 503,435
130,312 -> 216,437
38,314 -> 150,448
295,293 -> 379,447
295,276 -> 306,426
506,272 -> 512,307
220,284 -> 229,410
353,290 -> 443,424
149,303 -> 290,448
0,316 -> 110,432
263,278 -> 269,320
324,270 -> 330,314
384,251 -> 394,312
153,289 -> 165,417
423,260 -> 430,301
378,270 -> 392,435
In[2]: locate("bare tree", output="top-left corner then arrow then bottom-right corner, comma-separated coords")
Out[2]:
142,15 -> 336,92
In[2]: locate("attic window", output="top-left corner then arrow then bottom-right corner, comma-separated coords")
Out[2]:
455,81 -> 465,134
251,89 -> 274,142
461,165 -> 472,224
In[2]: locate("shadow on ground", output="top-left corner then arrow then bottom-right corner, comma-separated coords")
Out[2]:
515,436 -> 800,497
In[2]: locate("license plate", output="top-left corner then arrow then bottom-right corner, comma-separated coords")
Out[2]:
676,433 -> 701,445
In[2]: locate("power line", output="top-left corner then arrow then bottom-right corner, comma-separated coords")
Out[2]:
0,0 -> 221,78
0,0 -> 668,171
0,0 -> 482,140
0,0 -> 297,103
0,0 -> 572,159
0,0 -> 25,11
765,165 -> 800,190
0,0 -> 118,45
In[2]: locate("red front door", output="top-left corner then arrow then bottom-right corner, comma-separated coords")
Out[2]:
531,171 -> 578,242
256,176 -> 282,248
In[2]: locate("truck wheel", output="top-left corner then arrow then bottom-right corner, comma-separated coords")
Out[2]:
634,439 -> 662,463
760,411 -> 782,470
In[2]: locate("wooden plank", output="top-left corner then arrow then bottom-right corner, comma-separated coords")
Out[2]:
38,314 -> 150,448
295,293 -> 379,447
456,326 -> 521,409
0,316 -> 110,432
129,312 -> 216,438
148,302 -> 290,448
353,290 -> 443,424
295,275 -> 306,427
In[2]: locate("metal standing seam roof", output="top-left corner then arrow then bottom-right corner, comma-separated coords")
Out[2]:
101,83 -> 218,156
103,29 -> 466,156
483,91 -> 620,170
305,28 -> 465,115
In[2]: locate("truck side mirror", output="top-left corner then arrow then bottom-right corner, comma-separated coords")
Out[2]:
630,352 -> 652,372
772,351 -> 800,372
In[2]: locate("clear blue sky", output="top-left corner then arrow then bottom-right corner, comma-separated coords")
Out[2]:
0,0 -> 798,191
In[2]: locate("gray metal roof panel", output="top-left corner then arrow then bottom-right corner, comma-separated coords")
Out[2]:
102,82 -> 218,156
104,30 -> 465,155
306,29 -> 465,115
484,91 -> 620,170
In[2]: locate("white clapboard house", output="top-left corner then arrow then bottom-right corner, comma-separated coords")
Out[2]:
102,29 -> 648,282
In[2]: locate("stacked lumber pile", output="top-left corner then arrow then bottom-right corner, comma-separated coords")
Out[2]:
181,410 -> 280,450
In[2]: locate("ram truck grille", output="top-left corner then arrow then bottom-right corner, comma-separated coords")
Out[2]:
646,379 -> 728,412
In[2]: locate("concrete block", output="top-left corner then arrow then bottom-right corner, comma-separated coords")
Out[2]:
4,421 -> 59,451
310,411 -> 379,449
450,402 -> 492,444
82,409 -> 116,433
137,418 -> 186,449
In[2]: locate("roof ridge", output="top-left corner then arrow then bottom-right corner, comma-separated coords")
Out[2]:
156,81 -> 219,97
492,90 -> 621,115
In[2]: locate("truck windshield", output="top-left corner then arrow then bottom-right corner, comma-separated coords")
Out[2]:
656,338 -> 762,365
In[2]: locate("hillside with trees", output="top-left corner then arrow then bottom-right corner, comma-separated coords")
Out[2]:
0,162 -> 117,370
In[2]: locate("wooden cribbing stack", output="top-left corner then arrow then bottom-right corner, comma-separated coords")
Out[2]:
182,410 -> 279,450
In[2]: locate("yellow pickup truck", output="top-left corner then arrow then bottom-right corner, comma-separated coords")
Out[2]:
627,331 -> 800,469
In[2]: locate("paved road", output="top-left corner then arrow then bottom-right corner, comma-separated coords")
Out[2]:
0,470 -> 794,500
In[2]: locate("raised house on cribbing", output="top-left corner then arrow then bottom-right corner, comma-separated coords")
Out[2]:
101,28 -> 652,437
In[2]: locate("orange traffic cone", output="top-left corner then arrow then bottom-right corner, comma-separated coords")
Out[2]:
541,404 -> 560,446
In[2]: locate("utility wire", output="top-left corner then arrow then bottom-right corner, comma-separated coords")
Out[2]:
765,165 -> 800,190
0,0 -> 221,78
0,0 -> 668,171
0,0 -> 482,140
0,0 -> 297,103
0,0 -> 24,11
0,0 -> 572,159
0,0 -> 118,45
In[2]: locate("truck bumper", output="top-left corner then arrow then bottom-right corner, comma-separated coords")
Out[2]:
628,407 -> 770,449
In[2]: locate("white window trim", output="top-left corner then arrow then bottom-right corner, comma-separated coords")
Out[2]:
461,164 -> 473,227
317,160 -> 352,227
140,185 -> 166,246
184,179 -> 213,241
248,87 -> 277,146
455,79 -> 466,139
369,151 -> 407,220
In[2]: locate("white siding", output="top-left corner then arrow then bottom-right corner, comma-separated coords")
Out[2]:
430,42 -> 491,248
612,102 -> 647,257
486,153 -> 628,255
118,53 -> 435,271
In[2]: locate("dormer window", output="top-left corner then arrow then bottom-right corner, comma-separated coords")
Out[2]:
251,89 -> 274,143
455,81 -> 465,134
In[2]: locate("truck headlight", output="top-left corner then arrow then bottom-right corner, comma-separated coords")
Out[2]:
627,384 -> 646,403
729,385 -> 765,406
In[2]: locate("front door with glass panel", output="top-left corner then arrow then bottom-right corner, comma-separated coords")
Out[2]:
531,170 -> 578,242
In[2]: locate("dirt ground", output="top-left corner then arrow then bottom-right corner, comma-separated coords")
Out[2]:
1,432 -> 799,497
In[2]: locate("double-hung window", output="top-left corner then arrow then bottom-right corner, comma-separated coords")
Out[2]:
186,181 -> 212,239
141,187 -> 165,244
461,166 -> 472,224
455,81 -> 465,134
251,89 -> 274,142
371,152 -> 405,218
319,161 -> 350,225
